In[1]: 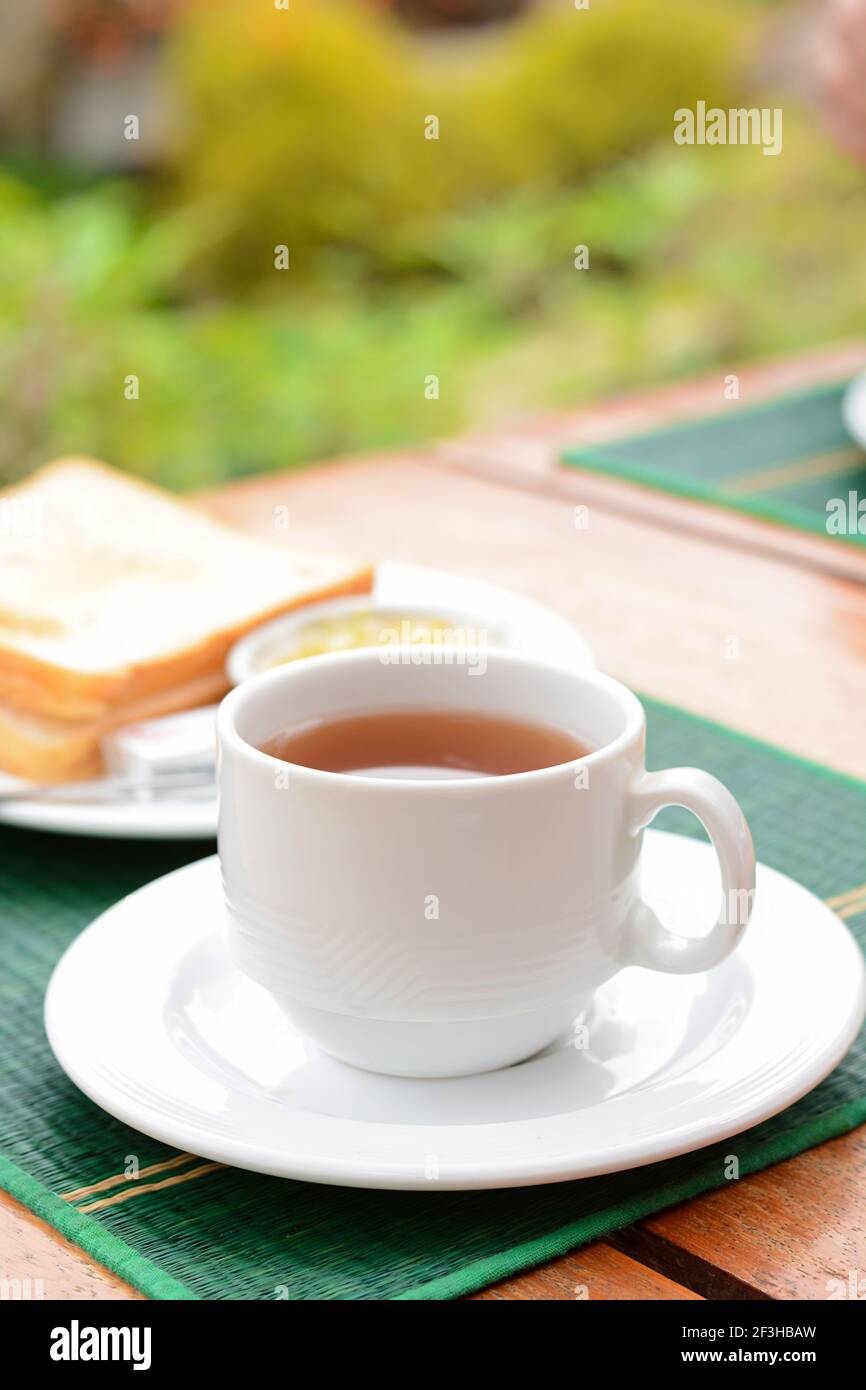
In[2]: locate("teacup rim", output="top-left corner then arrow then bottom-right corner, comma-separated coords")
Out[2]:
217,645 -> 645,792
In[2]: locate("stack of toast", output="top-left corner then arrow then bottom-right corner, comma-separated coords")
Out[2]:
0,458 -> 373,781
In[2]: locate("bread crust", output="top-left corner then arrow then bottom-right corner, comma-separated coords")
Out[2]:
0,457 -> 373,723
0,564 -> 372,720
0,669 -> 231,782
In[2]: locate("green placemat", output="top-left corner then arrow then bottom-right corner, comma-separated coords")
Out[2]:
1,698 -> 865,1300
562,381 -> 866,546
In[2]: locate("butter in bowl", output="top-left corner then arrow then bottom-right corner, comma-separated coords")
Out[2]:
226,597 -> 506,684
226,563 -> 594,687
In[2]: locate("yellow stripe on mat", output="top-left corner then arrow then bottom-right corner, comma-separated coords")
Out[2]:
62,1152 -> 199,1202
826,882 -> 866,909
78,1161 -> 225,1215
726,446 -> 865,498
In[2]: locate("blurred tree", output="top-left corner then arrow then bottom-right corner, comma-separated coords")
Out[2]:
166,0 -> 743,288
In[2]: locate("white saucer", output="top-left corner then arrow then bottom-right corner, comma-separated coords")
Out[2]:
0,564 -> 592,842
45,830 -> 865,1190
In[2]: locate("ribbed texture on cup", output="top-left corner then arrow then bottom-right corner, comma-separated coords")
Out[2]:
223,873 -> 618,1022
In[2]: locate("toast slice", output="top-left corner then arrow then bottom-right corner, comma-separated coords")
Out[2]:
0,670 -> 231,783
0,458 -> 373,722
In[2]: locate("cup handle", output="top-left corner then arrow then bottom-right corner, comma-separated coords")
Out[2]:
621,768 -> 755,973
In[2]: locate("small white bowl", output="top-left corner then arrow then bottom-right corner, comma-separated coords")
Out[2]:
226,562 -> 594,685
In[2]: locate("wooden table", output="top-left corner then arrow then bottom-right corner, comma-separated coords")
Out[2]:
3,343 -> 866,1300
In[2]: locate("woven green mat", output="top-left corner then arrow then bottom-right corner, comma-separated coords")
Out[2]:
562,381 -> 866,546
1,697 -> 865,1300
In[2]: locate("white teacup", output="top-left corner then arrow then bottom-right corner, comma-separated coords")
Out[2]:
217,648 -> 755,1078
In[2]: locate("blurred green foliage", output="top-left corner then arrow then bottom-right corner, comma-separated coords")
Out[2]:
0,0 -> 864,489
168,0 -> 742,284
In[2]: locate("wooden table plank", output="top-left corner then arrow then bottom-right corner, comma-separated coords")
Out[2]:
629,1129 -> 866,1302
202,452 -> 866,780
0,1191 -> 143,1301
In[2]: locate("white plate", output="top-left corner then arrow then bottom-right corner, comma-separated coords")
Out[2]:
0,789 -> 216,839
45,830 -> 866,1191
0,564 -> 592,841
842,371 -> 866,451
0,785 -> 217,841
